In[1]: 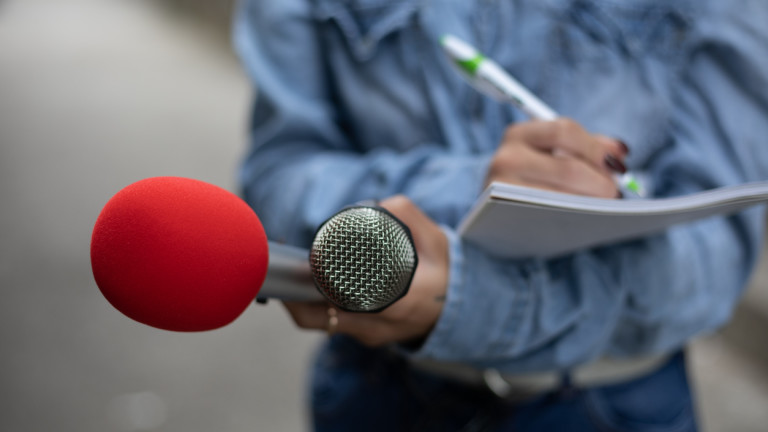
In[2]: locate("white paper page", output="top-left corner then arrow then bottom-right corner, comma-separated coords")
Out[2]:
458,182 -> 768,259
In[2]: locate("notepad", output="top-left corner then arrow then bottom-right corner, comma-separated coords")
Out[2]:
457,181 -> 768,259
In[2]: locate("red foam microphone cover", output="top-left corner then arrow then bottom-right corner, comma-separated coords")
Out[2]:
90,177 -> 269,332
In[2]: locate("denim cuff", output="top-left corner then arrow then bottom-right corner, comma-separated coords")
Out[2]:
407,226 -> 467,361
407,226 -> 534,366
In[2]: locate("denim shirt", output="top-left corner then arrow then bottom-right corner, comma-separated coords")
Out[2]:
234,0 -> 768,372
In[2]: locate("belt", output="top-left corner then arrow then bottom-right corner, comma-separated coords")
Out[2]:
408,354 -> 671,400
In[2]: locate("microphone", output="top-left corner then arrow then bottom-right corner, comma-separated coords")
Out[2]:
90,177 -> 417,332
310,206 -> 417,313
257,242 -> 320,302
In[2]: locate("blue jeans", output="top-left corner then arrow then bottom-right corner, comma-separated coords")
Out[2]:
311,336 -> 698,432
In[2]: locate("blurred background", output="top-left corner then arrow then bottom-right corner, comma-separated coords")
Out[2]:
1,0 -> 767,431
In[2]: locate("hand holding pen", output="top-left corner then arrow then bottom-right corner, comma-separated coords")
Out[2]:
440,34 -> 646,198
487,119 -> 629,199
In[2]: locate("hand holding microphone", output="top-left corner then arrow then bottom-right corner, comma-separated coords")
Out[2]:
285,196 -> 449,347
90,177 -> 446,342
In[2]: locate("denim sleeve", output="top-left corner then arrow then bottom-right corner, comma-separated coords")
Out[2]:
412,4 -> 768,372
233,0 -> 490,246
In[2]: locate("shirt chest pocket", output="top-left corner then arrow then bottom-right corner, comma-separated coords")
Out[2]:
310,0 -> 443,152
311,0 -> 420,62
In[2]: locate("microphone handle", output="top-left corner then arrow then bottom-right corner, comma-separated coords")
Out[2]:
257,242 -> 324,302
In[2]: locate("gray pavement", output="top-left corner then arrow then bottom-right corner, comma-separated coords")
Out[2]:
1,1 -> 766,431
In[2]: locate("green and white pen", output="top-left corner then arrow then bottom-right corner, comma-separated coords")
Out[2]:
439,34 -> 646,197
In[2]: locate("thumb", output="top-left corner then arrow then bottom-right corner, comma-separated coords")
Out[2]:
378,196 -> 447,264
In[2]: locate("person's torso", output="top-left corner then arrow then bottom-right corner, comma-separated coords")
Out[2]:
309,0 -> 694,165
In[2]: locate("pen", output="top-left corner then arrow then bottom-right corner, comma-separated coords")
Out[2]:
439,34 -> 645,197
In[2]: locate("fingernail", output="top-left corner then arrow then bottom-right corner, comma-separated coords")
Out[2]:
616,140 -> 630,156
605,154 -> 627,174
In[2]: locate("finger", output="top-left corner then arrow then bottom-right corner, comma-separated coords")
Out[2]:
378,195 -> 420,224
494,144 -> 619,198
329,312 -> 398,347
595,134 -> 630,159
283,300 -> 395,343
594,135 -> 629,174
378,195 -> 448,265
503,119 -> 623,174
282,301 -> 331,331
379,196 -> 433,252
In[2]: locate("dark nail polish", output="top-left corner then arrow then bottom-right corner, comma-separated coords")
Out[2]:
605,154 -> 627,174
617,140 -> 630,156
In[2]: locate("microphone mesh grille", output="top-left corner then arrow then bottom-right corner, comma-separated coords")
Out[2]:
310,207 -> 417,312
